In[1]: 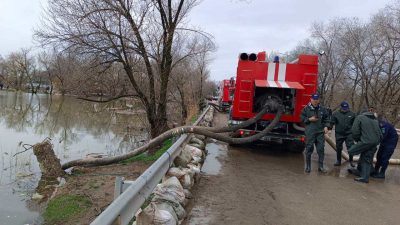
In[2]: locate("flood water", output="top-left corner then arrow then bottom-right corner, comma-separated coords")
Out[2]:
0,91 -> 148,225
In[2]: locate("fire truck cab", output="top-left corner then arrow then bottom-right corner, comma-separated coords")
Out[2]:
219,78 -> 236,107
229,51 -> 319,152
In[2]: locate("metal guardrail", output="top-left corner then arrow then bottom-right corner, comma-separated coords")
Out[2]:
91,105 -> 211,225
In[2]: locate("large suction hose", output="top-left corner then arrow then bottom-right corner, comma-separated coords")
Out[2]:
61,106 -> 283,169
208,103 -> 230,113
324,134 -> 400,165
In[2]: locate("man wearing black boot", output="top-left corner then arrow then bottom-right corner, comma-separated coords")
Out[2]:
300,93 -> 330,173
372,119 -> 399,179
348,111 -> 382,183
329,102 -> 356,167
347,157 -> 375,177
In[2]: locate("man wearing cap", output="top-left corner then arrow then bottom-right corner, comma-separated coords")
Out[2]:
300,93 -> 331,173
347,111 -> 382,183
329,102 -> 356,167
372,119 -> 399,178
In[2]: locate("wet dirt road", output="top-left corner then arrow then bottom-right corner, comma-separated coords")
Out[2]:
184,111 -> 400,225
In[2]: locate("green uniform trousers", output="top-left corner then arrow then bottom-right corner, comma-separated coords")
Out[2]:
306,132 -> 325,157
336,134 -> 354,153
352,144 -> 377,173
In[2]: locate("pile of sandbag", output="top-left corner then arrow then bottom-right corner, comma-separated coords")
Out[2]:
136,109 -> 211,225
199,107 -> 214,127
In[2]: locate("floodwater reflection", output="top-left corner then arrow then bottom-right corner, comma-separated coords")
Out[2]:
0,91 -> 148,224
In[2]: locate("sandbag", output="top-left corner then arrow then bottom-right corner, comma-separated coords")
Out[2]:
188,163 -> 202,183
166,168 -> 194,189
162,175 -> 172,183
167,168 -> 187,178
187,163 -> 201,172
155,201 -> 179,222
153,177 -> 185,205
184,189 -> 193,199
174,155 -> 189,168
183,145 -> 202,158
189,137 -> 204,146
180,152 -> 192,163
188,143 -> 205,150
194,134 -> 206,141
180,174 -> 191,190
204,114 -> 213,122
136,202 -> 177,225
182,168 -> 195,179
154,196 -> 186,221
191,156 -> 203,164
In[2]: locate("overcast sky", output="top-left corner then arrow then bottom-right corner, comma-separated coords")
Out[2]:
0,0 -> 394,81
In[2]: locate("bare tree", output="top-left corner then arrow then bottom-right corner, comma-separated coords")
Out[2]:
292,2 -> 400,125
38,50 -> 56,94
34,0 -> 214,137
11,48 -> 38,93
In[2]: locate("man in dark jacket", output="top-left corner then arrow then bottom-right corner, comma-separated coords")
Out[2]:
329,102 -> 356,167
348,111 -> 382,183
372,120 -> 399,178
300,93 -> 330,173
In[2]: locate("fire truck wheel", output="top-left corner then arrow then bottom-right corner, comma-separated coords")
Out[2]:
283,140 -> 306,153
228,107 -> 233,120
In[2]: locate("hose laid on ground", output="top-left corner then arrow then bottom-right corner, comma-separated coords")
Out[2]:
206,105 -> 272,133
324,134 -> 400,165
61,106 -> 283,170
208,103 -> 230,113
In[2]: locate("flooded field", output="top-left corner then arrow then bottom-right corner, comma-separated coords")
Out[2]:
0,91 -> 148,224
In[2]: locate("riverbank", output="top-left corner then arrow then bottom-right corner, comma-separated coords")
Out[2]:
42,110 -> 202,224
42,137 -> 176,225
44,161 -> 150,224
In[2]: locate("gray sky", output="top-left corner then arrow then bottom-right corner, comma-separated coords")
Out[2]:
0,0 -> 394,81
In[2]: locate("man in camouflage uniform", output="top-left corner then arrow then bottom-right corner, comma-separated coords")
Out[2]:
300,93 -> 331,173
348,111 -> 382,183
329,102 -> 356,167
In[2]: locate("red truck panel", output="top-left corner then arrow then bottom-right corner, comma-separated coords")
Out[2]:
232,54 -> 318,123
221,79 -> 236,103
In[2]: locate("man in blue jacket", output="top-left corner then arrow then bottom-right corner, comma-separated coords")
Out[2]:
372,120 -> 399,178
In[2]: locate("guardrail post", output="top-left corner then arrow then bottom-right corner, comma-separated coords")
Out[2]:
114,177 -> 124,200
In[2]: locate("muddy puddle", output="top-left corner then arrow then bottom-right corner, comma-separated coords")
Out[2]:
201,139 -> 227,175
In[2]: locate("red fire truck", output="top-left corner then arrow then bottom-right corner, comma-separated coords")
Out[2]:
229,52 -> 319,152
219,78 -> 236,107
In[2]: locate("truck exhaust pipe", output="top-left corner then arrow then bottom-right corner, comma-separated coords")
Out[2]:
249,53 -> 257,61
240,53 -> 249,61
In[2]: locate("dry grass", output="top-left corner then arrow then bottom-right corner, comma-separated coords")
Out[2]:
185,104 -> 199,125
